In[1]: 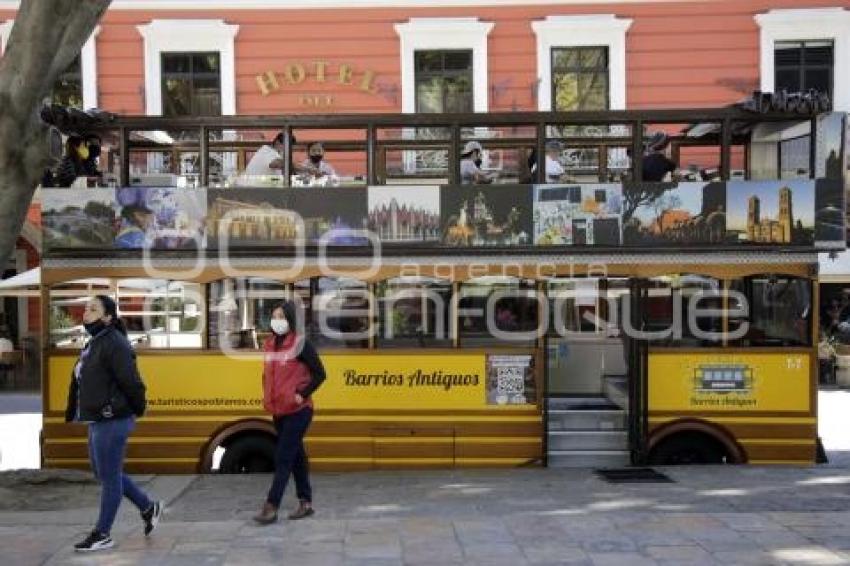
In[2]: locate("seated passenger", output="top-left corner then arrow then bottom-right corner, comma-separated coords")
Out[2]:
642,132 -> 678,182
55,134 -> 88,187
244,131 -> 290,177
298,142 -> 337,183
530,140 -> 566,183
460,141 -> 493,185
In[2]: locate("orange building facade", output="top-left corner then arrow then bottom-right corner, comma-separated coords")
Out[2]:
0,0 -> 848,389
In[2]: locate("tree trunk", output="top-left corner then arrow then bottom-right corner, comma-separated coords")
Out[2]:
0,0 -> 111,265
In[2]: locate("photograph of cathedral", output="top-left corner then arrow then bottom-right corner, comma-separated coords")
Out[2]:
726,180 -> 814,245
368,186 -> 440,242
623,182 -> 726,246
440,185 -> 532,247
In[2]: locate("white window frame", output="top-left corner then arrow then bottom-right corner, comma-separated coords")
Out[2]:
394,17 -> 493,113
2,20 -> 100,109
531,14 -> 632,111
755,8 -> 850,111
137,19 -> 239,116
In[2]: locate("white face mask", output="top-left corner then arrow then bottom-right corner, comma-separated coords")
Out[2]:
270,318 -> 290,335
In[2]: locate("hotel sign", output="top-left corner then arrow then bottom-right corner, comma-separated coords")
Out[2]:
255,61 -> 380,107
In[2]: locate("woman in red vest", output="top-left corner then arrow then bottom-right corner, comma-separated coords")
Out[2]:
254,300 -> 326,525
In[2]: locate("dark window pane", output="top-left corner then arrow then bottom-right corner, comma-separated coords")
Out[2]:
416,78 -> 445,113
193,53 -> 220,73
552,48 -> 579,70
444,50 -> 472,71
775,42 -> 803,65
415,51 -> 442,72
804,43 -> 833,65
805,67 -> 832,94
162,53 -> 191,73
775,68 -> 801,93
580,48 -> 607,69
163,78 -> 192,116
578,72 -> 608,110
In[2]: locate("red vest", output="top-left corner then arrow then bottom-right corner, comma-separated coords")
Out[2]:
262,333 -> 314,416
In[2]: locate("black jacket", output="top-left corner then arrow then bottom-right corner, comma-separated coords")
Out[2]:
65,326 -> 147,422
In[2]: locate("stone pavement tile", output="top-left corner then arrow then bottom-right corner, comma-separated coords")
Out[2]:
221,546 -> 281,566
171,541 -> 231,555
157,555 -> 225,566
711,550 -> 781,565
402,539 -> 464,563
116,534 -> 178,552
520,541 -> 589,564
343,559 -> 404,566
739,528 -> 814,549
264,552 -> 344,566
580,536 -> 639,554
462,541 -> 525,561
644,545 -> 717,565
587,552 -> 659,566
618,523 -> 696,547
345,532 -> 403,560
168,521 -> 245,542
767,512 -> 850,528
709,513 -> 788,532
453,519 -> 515,544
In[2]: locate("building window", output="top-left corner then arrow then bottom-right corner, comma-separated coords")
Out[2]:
137,19 -> 239,116
774,40 -> 833,97
52,55 -> 83,108
531,15 -> 632,111
395,18 -> 493,114
161,52 -> 222,116
414,50 -> 473,113
552,47 -> 609,111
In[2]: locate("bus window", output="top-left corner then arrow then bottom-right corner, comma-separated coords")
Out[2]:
208,278 -> 286,350
645,274 -> 723,347
548,278 -> 603,335
459,277 -> 538,347
48,279 -> 112,349
305,277 -> 370,349
117,280 -> 203,349
376,277 -> 452,348
729,276 -> 812,347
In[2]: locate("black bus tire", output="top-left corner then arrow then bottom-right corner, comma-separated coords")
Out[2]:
649,434 -> 726,465
218,435 -> 276,474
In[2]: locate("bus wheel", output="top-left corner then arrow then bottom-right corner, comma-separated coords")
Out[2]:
648,433 -> 727,465
218,435 -> 276,473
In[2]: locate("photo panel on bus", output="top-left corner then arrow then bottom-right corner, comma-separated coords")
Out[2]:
439,184 -> 533,247
290,186 -> 369,246
206,188 -> 300,248
533,183 -> 622,246
367,185 -> 441,244
725,179 -> 814,246
621,182 -> 726,247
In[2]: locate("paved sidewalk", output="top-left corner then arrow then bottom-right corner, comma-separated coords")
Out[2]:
2,466 -> 850,565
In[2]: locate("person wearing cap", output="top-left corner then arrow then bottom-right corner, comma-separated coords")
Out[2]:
82,134 -> 104,180
642,132 -> 678,182
244,131 -> 294,178
530,140 -> 566,183
298,142 -> 337,182
115,203 -> 155,249
460,141 -> 493,185
55,134 -> 90,187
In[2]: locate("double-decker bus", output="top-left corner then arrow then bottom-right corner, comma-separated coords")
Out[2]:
34,103 -> 847,472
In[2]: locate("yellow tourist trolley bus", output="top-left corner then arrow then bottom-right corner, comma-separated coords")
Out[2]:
36,103 -> 847,472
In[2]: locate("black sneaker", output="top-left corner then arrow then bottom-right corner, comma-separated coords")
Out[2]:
141,501 -> 162,536
74,530 -> 114,552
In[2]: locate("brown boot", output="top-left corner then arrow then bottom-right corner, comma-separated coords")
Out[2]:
253,502 -> 278,525
288,500 -> 315,520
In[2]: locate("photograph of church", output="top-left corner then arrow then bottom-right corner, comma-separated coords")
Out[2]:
368,186 -> 440,242
622,182 -> 726,246
726,180 -> 815,245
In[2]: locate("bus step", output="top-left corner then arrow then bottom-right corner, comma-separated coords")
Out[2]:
548,431 -> 628,451
547,409 -> 626,431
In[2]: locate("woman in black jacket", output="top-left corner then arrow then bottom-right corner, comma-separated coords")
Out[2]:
55,134 -> 89,187
65,295 -> 162,552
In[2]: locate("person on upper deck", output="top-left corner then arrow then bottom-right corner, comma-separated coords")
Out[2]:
298,142 -> 337,182
55,134 -> 89,187
244,131 -> 295,177
460,141 -> 493,185
642,132 -> 678,182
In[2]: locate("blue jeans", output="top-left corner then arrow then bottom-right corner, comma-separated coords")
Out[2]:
266,407 -> 313,508
88,416 -> 152,534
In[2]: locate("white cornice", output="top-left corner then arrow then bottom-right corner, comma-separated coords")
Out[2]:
0,0 -> 706,10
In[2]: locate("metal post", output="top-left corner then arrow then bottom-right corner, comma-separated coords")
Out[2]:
119,127 -> 129,187
283,124 -> 292,187
449,124 -> 461,186
199,126 -> 209,187
536,121 -> 546,184
720,118 -> 732,181
810,116 -> 818,179
367,124 -> 377,185
632,120 -> 643,182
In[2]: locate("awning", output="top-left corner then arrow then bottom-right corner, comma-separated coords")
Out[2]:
0,268 -> 40,297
